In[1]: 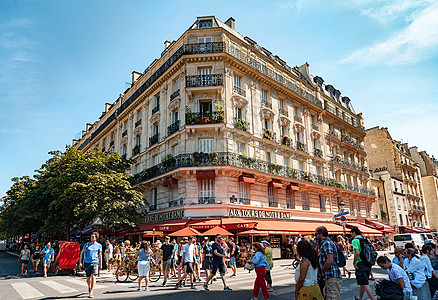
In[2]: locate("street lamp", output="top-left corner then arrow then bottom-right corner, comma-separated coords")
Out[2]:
408,213 -> 413,231
338,200 -> 346,237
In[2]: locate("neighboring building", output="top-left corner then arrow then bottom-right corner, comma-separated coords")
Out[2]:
365,127 -> 429,233
73,16 -> 376,243
409,147 -> 438,230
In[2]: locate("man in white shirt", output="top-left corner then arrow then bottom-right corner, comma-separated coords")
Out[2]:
181,236 -> 196,289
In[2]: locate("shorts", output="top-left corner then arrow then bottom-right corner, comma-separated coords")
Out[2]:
355,262 -> 371,286
211,262 -> 226,276
43,260 -> 51,267
162,260 -> 171,271
229,257 -> 236,266
32,259 -> 40,267
184,262 -> 194,273
105,254 -> 112,264
202,256 -> 212,270
138,260 -> 150,277
177,255 -> 182,265
84,262 -> 99,277
21,259 -> 29,265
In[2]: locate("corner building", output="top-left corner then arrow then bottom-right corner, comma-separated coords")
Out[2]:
74,16 -> 376,247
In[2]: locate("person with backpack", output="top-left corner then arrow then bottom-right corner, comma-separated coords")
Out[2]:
315,226 -> 342,300
351,227 -> 376,300
336,235 -> 351,278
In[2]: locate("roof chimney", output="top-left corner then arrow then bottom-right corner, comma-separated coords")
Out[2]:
132,71 -> 142,84
225,17 -> 235,30
164,40 -> 171,49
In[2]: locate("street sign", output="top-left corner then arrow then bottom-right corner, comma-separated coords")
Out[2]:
334,211 -> 349,218
93,217 -> 103,225
340,216 -> 347,222
340,221 -> 347,225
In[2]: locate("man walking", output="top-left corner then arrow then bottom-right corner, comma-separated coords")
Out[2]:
202,237 -> 213,282
104,240 -> 113,273
160,236 -> 174,286
181,236 -> 196,289
315,226 -> 342,300
79,232 -> 102,298
228,237 -> 237,277
203,234 -> 232,292
40,242 -> 55,278
351,227 -> 375,300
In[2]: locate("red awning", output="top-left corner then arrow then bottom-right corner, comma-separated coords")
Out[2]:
268,181 -> 283,188
344,222 -> 383,236
169,227 -> 202,236
196,171 -> 215,180
365,219 -> 395,233
202,226 -> 233,236
286,184 -> 300,191
255,220 -> 345,235
187,218 -> 257,230
163,177 -> 178,187
236,229 -> 269,236
138,219 -> 189,232
239,175 -> 255,184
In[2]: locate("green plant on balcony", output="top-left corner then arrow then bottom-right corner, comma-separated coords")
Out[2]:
238,155 -> 256,168
193,152 -> 206,164
268,163 -> 282,174
287,168 -> 299,179
333,179 -> 344,188
214,101 -> 224,113
162,153 -> 173,162
297,141 -> 306,152
263,129 -> 275,141
380,210 -> 387,218
133,144 -> 140,155
235,118 -> 248,131
141,167 -> 153,180
302,172 -> 314,183
207,152 -> 219,163
282,135 -> 291,146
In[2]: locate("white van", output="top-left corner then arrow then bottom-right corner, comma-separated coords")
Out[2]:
393,233 -> 425,251
0,241 -> 6,251
421,233 -> 436,245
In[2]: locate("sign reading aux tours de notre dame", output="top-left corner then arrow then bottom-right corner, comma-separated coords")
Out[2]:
145,210 -> 185,223
228,208 -> 292,219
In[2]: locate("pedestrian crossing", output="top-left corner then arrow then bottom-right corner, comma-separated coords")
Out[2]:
10,283 -> 44,300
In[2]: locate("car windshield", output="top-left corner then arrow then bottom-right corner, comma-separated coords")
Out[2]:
394,235 -> 411,241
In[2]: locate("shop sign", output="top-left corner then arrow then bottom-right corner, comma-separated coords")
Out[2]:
145,210 -> 184,223
228,208 -> 292,219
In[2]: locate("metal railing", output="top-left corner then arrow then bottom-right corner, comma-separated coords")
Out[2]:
149,133 -> 159,147
294,115 -> 303,123
170,89 -> 180,101
287,201 -> 295,209
268,201 -> 278,208
152,105 -> 160,115
135,120 -> 142,128
341,134 -> 365,151
262,99 -> 272,109
239,198 -> 250,205
281,135 -> 292,147
186,74 -> 223,87
169,199 -> 183,207
132,144 -> 140,156
279,108 -> 288,116
233,86 -> 246,97
314,148 -> 323,158
263,128 -> 276,141
167,120 -> 180,136
186,112 -> 224,125
302,203 -> 310,211
198,197 -> 216,204
296,141 -> 307,153
235,118 -> 250,132
327,130 -> 339,139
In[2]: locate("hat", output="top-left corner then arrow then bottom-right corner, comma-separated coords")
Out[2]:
204,237 -> 209,240
260,240 -> 270,245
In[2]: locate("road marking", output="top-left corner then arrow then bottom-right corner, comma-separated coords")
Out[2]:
11,282 -> 44,299
63,278 -> 107,289
40,280 -> 78,293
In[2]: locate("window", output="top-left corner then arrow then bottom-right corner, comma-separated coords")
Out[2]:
281,125 -> 287,136
268,186 -> 276,204
199,100 -> 212,114
283,156 -> 289,167
121,144 -> 126,156
266,152 -> 271,163
403,199 -> 407,211
262,89 -> 268,102
286,189 -> 295,209
311,115 -> 316,125
173,78 -> 180,92
198,20 -> 212,28
237,142 -> 245,155
264,118 -> 271,130
197,36 -> 212,44
154,95 -> 160,108
171,110 -> 179,123
152,124 -> 159,135
299,161 -> 304,171
319,195 -> 326,210
199,139 -> 213,153
238,181 -> 250,201
377,187 -> 381,198
301,191 -> 309,210
135,135 -> 140,146
294,106 -> 299,117
137,110 -> 142,122
170,185 -> 178,203
229,42 -> 240,59
316,166 -> 321,176
198,179 -> 215,200
406,215 -> 409,226
396,198 -> 400,210
172,145 -> 179,157
198,68 -> 212,76
102,138 -> 106,149
153,155 -> 158,166
235,107 -> 244,120
279,99 -> 284,110
233,75 -> 241,89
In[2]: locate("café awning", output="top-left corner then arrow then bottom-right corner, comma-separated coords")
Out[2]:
187,218 -> 257,230
236,229 -> 269,236
169,227 -> 202,236
138,219 -> 189,232
345,222 -> 383,236
365,219 -> 395,233
255,220 -> 345,235
202,226 -> 233,236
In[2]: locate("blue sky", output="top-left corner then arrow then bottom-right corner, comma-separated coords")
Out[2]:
1,0 -> 437,197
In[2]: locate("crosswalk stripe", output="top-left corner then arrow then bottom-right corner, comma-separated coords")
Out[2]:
63,278 -> 107,289
11,282 -> 44,299
39,280 -> 77,293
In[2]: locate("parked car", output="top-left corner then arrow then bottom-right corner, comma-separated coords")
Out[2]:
421,233 -> 436,244
0,240 -> 6,251
393,233 -> 425,251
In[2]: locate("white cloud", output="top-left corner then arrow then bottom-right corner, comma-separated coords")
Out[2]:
341,2 -> 438,65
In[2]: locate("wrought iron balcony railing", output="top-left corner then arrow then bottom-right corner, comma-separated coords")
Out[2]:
170,89 -> 180,101
239,198 -> 250,205
135,120 -> 142,128
149,133 -> 159,147
296,141 -> 307,153
186,74 -> 223,87
287,201 -> 295,209
198,197 -> 216,204
186,112 -> 224,125
302,203 -> 310,211
261,99 -> 272,109
263,128 -> 276,142
235,118 -> 249,132
167,120 -> 180,136
152,105 -> 160,115
122,130 -> 128,137
185,42 -> 225,54
314,148 -> 323,158
233,86 -> 246,97
268,201 -> 278,208
134,152 -> 375,196
327,129 -> 339,139
279,108 -> 288,116
341,134 -> 365,151
169,199 -> 183,207
294,115 -> 303,123
281,135 -> 292,147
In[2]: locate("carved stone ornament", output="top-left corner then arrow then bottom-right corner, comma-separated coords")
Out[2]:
261,107 -> 274,119
294,122 -> 304,133
232,95 -> 248,108
318,112 -> 323,123
121,136 -> 128,145
303,108 -> 309,117
311,131 -> 321,140
150,112 -> 160,123
168,98 -> 180,111
133,125 -> 142,136
251,81 -> 258,90
161,85 -> 168,94
225,68 -> 233,77
279,115 -> 291,126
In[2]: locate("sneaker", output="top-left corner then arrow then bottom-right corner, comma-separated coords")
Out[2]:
137,288 -> 141,292
191,284 -> 197,290
44,274 -> 47,278
162,281 -> 167,287
224,286 -> 232,292
203,284 -> 209,291
230,274 -> 236,278
145,287 -> 149,291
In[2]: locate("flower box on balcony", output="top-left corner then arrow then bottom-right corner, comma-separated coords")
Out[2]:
263,129 -> 275,141
281,135 -> 291,147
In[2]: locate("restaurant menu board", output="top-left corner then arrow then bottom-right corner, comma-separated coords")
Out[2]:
270,237 -> 280,248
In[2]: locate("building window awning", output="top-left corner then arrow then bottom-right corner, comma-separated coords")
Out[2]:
268,181 -> 283,188
196,171 -> 215,180
286,184 -> 300,191
365,219 -> 395,233
239,175 -> 255,184
163,177 -> 178,187
255,220 -> 345,235
344,222 -> 383,236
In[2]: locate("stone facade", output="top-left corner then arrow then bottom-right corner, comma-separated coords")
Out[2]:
73,16 -> 375,225
365,127 -> 429,232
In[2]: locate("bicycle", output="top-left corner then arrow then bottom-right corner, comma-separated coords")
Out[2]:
284,257 -> 300,270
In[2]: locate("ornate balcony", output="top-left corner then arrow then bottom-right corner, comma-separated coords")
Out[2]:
281,135 -> 292,147
233,86 -> 246,97
132,144 -> 140,156
312,124 -> 319,131
170,89 -> 180,101
135,120 -> 142,128
184,42 -> 225,54
169,199 -> 183,207
263,129 -> 276,142
341,134 -> 365,151
152,105 -> 160,115
122,130 -> 128,137
186,74 -> 223,87
149,133 -> 159,147
279,108 -> 288,116
287,201 -> 295,209
314,148 -> 323,158
268,200 -> 278,208
262,99 -> 272,109
198,197 -> 216,204
149,204 -> 157,211
302,203 -> 310,211
167,120 -> 180,136
235,118 -> 249,132
327,129 -> 339,140
294,115 -> 303,123
296,141 -> 307,153
186,112 -> 224,125
239,198 -> 250,205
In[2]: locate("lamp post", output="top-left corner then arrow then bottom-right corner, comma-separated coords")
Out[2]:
339,200 -> 346,237
408,213 -> 413,232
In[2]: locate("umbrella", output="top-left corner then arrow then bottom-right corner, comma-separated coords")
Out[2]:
202,226 -> 233,236
169,227 -> 202,236
236,229 -> 269,236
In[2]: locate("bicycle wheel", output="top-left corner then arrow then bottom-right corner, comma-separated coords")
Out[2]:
149,263 -> 161,282
116,266 -> 129,283
129,265 -> 138,281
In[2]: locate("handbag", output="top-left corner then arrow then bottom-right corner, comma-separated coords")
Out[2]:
244,262 -> 255,271
375,280 -> 404,300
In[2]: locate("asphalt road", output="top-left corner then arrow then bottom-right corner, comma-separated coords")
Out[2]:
0,250 -> 394,300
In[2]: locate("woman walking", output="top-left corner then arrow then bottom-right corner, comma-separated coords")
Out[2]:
294,240 -> 323,300
336,235 -> 351,278
136,241 -> 152,291
18,244 -> 30,277
248,242 -> 269,300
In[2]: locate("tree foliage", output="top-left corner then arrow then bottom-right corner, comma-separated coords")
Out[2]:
0,146 -> 146,239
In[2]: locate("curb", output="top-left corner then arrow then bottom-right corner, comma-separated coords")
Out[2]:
7,251 -> 19,257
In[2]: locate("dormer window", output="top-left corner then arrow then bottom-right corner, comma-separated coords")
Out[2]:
199,19 -> 212,28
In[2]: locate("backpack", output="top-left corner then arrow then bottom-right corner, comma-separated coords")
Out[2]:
359,238 -> 377,266
375,280 -> 404,300
335,243 -> 347,267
